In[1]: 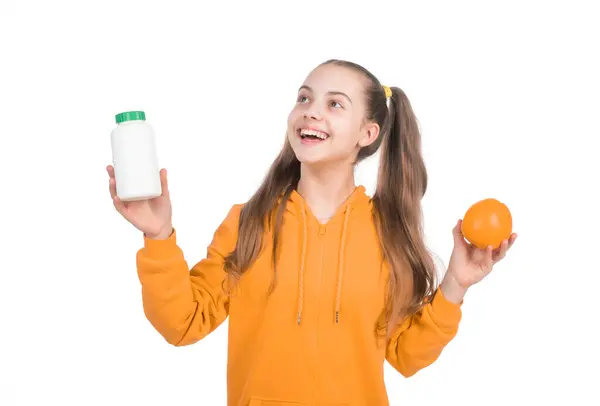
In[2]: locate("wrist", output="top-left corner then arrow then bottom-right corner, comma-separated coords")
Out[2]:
440,272 -> 468,304
145,225 -> 173,240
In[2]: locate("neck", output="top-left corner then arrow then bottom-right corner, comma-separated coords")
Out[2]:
296,162 -> 356,223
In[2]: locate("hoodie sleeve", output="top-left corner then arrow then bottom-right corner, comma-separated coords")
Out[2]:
135,204 -> 242,346
386,286 -> 462,377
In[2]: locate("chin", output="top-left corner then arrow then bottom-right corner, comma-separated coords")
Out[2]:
292,149 -> 328,165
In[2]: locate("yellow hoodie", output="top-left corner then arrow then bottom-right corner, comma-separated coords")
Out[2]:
136,186 -> 462,405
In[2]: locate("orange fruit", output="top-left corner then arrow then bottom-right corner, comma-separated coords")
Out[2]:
461,198 -> 512,250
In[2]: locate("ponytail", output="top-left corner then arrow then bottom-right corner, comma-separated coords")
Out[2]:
372,86 -> 437,335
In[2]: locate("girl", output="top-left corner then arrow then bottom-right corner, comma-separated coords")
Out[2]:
107,59 -> 516,406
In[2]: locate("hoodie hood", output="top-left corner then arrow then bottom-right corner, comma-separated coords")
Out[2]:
286,185 -> 372,326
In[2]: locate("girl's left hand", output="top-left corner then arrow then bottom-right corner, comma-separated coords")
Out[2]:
446,219 -> 517,289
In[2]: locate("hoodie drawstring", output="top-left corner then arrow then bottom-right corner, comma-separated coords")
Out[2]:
335,205 -> 351,324
296,201 -> 352,326
297,202 -> 307,325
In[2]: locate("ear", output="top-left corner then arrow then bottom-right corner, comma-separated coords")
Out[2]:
357,121 -> 380,148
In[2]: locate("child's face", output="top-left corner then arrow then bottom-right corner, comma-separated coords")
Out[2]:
287,64 -> 380,166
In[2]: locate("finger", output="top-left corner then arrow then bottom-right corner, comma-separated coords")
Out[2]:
453,219 -> 469,248
493,239 -> 509,263
485,245 -> 494,270
109,177 -> 127,214
452,219 -> 464,237
112,195 -> 127,216
107,165 -> 115,179
109,177 -> 117,198
453,219 -> 462,233
508,233 -> 517,247
475,245 -> 494,275
160,168 -> 169,197
109,178 -> 128,217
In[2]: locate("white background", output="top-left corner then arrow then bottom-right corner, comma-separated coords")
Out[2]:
1,1 -> 599,405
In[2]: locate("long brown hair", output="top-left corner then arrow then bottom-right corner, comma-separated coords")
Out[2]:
224,59 -> 437,333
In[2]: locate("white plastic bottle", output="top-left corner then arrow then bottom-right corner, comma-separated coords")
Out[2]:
110,111 -> 161,201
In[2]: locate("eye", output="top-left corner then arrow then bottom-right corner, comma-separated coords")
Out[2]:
330,100 -> 343,108
297,95 -> 309,103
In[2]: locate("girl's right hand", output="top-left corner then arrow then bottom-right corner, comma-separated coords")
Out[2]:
107,165 -> 173,239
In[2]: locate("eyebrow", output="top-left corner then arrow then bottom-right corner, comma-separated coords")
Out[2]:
299,85 -> 353,105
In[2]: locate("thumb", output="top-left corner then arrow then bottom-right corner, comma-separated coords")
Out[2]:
160,168 -> 170,197
453,219 -> 466,245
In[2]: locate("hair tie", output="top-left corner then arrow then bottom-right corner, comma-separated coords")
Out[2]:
383,85 -> 392,99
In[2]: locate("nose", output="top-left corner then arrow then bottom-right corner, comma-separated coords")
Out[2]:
303,104 -> 323,121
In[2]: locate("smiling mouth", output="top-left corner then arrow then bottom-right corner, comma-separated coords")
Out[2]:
298,128 -> 330,141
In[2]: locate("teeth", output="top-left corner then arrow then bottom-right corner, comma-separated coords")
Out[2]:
300,129 -> 328,140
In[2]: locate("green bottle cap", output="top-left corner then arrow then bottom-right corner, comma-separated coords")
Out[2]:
116,111 -> 146,124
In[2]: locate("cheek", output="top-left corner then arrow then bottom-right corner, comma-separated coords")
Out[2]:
333,120 -> 361,147
287,105 -> 303,122
286,110 -> 301,139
